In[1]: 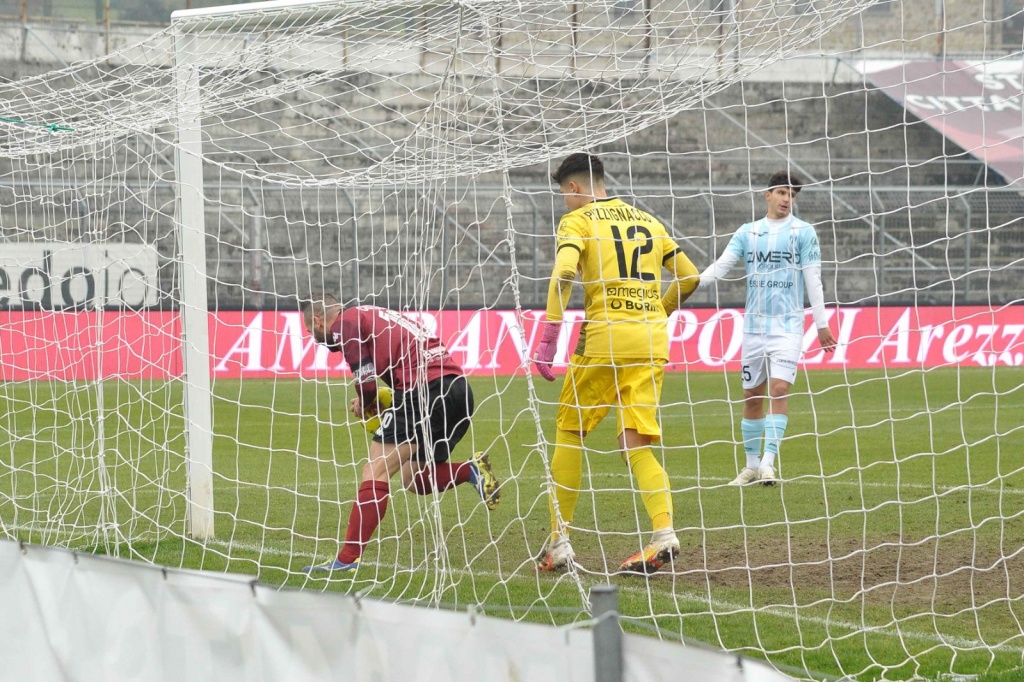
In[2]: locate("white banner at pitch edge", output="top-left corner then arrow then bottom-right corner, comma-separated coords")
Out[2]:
0,540 -> 791,682
0,242 -> 160,310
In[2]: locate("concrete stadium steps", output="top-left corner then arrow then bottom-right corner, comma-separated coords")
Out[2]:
197,182 -> 519,308
3,76 -> 979,189
0,70 -> 1017,310
1,175 -> 1015,309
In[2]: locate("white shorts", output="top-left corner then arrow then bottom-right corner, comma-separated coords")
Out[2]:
741,332 -> 802,389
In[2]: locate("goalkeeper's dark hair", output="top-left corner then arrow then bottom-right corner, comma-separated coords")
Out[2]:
300,292 -> 340,322
767,170 -> 803,193
552,153 -> 605,185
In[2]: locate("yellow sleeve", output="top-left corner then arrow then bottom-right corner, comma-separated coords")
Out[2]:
661,250 -> 700,315
545,217 -> 584,323
545,243 -> 581,323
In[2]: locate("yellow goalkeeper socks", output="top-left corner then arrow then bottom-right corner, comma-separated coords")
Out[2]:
626,447 -> 673,532
548,430 -> 584,538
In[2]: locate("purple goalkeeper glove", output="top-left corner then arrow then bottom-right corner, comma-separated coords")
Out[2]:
532,321 -> 561,382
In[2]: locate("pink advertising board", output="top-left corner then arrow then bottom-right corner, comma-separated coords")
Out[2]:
1,306 -> 1022,381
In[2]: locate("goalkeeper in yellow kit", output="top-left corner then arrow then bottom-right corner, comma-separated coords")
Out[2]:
532,153 -> 700,574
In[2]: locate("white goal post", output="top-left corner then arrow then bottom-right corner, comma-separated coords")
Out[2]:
173,22 -> 215,540
169,0 -> 424,541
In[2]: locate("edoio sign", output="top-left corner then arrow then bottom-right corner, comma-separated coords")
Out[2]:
1,306 -> 1022,381
0,242 -> 160,310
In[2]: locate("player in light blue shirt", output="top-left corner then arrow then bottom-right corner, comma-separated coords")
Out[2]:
698,171 -> 837,486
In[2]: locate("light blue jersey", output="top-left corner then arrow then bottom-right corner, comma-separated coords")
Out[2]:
723,216 -> 822,334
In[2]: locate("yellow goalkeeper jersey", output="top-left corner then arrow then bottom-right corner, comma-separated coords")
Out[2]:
555,197 -> 680,361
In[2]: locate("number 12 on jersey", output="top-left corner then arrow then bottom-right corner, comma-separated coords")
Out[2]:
610,224 -> 655,281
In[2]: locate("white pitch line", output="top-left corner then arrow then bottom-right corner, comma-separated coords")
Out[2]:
211,473 -> 1024,497
10,470 -> 1024,504
16,473 -> 1022,501
470,398 -> 1024,423
202,397 -> 1024,428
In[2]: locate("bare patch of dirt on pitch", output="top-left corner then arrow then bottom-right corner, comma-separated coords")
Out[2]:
647,533 -> 1024,610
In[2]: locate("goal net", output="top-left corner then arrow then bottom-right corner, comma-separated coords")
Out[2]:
1,0 -> 1022,679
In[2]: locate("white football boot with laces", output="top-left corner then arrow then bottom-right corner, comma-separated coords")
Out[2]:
729,467 -> 761,485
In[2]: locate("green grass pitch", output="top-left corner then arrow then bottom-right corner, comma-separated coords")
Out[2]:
1,367 -> 1023,680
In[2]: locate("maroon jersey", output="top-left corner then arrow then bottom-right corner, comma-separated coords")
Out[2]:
329,306 -> 463,403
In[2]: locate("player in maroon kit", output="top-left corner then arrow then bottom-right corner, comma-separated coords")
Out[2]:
299,293 -> 501,574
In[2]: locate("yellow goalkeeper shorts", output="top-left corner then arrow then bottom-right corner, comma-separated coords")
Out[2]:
555,355 -> 664,440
